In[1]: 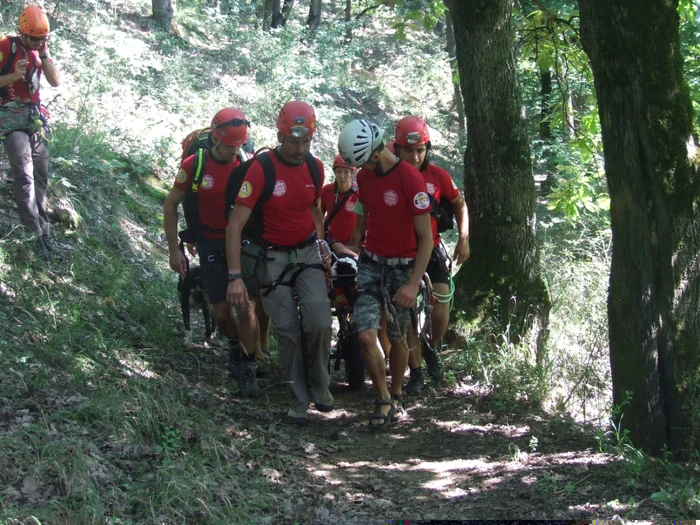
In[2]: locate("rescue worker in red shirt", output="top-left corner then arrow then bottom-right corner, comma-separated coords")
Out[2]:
394,116 -> 470,394
0,5 -> 61,257
226,101 -> 333,426
163,108 -> 260,397
320,154 -> 359,257
339,119 -> 433,429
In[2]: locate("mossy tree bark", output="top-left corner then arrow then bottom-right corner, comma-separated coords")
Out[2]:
446,0 -> 551,357
152,0 -> 175,29
579,0 -> 700,457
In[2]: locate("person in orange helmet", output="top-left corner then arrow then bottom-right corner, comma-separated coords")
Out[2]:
164,108 -> 261,398
0,5 -> 61,258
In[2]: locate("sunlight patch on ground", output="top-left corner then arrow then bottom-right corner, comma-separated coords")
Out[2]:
432,419 -> 531,438
117,356 -> 159,379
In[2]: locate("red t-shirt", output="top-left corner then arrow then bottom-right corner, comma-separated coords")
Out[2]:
321,181 -> 358,245
173,150 -> 240,240
0,37 -> 43,104
236,151 -> 324,246
357,160 -> 431,258
422,164 -> 460,245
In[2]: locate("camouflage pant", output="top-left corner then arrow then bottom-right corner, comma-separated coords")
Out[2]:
353,257 -> 414,340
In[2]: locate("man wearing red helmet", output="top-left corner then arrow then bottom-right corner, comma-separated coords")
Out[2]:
393,115 -> 470,394
321,154 -> 359,257
226,101 -> 333,426
164,108 -> 261,398
340,119 -> 434,429
0,5 -> 61,258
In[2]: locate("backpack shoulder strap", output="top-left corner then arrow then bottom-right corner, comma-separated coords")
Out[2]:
257,151 -> 277,204
0,36 -> 18,77
190,148 -> 207,193
324,188 -> 355,231
305,153 -> 321,192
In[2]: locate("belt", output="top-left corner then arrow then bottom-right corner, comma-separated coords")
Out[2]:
362,250 -> 414,267
254,232 -> 318,252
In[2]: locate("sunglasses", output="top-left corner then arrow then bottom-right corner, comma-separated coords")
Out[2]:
26,35 -> 48,43
215,118 -> 250,130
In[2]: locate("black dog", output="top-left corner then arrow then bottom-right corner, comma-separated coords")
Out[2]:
177,240 -> 216,347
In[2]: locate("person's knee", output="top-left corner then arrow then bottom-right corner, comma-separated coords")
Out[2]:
357,329 -> 377,349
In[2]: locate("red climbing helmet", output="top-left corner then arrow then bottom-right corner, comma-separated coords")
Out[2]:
394,116 -> 430,147
211,107 -> 250,147
277,101 -> 317,139
332,154 -> 356,171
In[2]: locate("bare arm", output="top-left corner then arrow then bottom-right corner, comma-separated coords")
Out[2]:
226,204 -> 253,308
163,186 -> 187,275
39,41 -> 60,87
0,59 -> 26,89
451,193 -> 470,265
393,212 -> 433,308
350,212 -> 367,250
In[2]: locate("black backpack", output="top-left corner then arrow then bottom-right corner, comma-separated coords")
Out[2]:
179,147 -> 250,244
429,194 -> 455,233
0,36 -> 20,100
224,150 -> 321,243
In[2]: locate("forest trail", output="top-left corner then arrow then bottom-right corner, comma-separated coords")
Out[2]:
168,338 -> 661,523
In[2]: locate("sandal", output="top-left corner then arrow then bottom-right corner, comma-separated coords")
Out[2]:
369,398 -> 395,430
390,393 -> 405,422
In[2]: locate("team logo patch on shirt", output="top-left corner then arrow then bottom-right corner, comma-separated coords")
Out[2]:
383,190 -> 398,207
273,180 -> 287,197
414,192 -> 430,210
344,199 -> 356,212
239,181 -> 253,198
201,175 -> 214,190
426,182 -> 436,195
176,168 -> 187,183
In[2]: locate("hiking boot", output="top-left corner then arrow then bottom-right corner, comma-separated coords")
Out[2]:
287,408 -> 309,426
238,360 -> 260,398
310,387 -> 334,412
405,367 -> 424,395
228,347 -> 240,379
422,341 -> 445,383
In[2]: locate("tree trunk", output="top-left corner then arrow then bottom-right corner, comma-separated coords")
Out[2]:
282,0 -> 295,19
446,0 -> 551,356
262,0 -> 272,31
307,0 -> 322,30
445,9 -> 465,130
345,0 -> 352,41
579,0 -> 700,458
152,0 -> 175,28
271,0 -> 284,28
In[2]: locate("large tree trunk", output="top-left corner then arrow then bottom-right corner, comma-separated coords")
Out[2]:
445,9 -> 465,130
282,0 -> 295,19
307,0 -> 322,30
152,0 -> 175,28
446,0 -> 551,356
345,0 -> 352,41
579,0 -> 700,457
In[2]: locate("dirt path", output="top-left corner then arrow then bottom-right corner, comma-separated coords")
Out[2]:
187,343 -> 665,523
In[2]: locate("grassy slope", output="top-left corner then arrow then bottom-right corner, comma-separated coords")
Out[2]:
0,1 -> 459,522
1,0 -> 695,522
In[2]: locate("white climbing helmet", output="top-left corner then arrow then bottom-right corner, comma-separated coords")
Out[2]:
337,119 -> 383,167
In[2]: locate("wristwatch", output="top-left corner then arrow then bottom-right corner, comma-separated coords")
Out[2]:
227,273 -> 242,282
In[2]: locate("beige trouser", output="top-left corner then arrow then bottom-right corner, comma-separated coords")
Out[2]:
4,130 -> 50,237
258,242 -> 332,414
